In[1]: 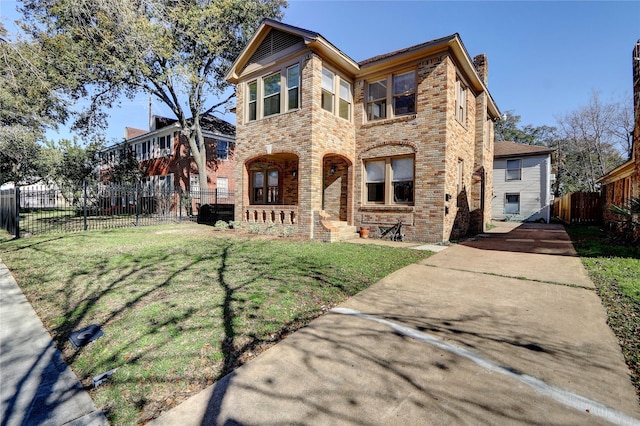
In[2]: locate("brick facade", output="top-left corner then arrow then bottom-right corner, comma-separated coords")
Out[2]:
227,20 -> 499,242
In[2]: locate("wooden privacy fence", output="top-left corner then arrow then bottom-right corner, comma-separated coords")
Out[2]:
553,192 -> 603,224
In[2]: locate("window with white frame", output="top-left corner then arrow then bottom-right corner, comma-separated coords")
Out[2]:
190,174 -> 200,195
504,193 -> 520,214
158,174 -> 173,192
365,156 -> 414,205
455,77 -> 468,123
506,159 -> 522,181
367,70 -> 416,121
217,140 -> 229,161
216,177 -> 229,199
247,63 -> 300,122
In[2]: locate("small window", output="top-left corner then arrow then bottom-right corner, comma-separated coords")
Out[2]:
505,193 -> 520,214
455,78 -> 467,123
248,81 -> 257,121
393,71 -> 415,116
287,65 -> 299,110
367,79 -> 387,121
190,174 -> 200,195
217,140 -> 229,161
506,159 -> 522,181
321,68 -> 335,113
339,80 -> 351,120
216,177 -> 229,199
263,73 -> 281,117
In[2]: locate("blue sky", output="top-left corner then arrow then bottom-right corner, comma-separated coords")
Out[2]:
1,0 -> 639,144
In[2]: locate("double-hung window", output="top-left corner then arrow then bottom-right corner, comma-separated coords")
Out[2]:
455,78 -> 467,123
506,159 -> 522,181
248,81 -> 257,121
365,156 -> 414,205
367,70 -> 416,121
393,71 -> 416,116
263,72 -> 281,117
321,67 -> 352,120
287,65 -> 299,110
339,80 -> 351,120
247,63 -> 300,122
367,79 -> 387,120
321,68 -> 335,113
217,140 -> 229,161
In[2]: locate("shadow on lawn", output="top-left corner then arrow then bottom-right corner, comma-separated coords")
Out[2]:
26,236 -> 370,423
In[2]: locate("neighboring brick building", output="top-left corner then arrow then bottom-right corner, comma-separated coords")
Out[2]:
225,20 -> 500,242
100,114 -> 236,201
598,40 -> 640,238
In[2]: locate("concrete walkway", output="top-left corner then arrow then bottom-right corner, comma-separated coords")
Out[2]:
152,222 -> 640,425
0,259 -> 107,426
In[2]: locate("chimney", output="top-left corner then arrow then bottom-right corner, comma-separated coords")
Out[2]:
473,54 -> 488,86
633,40 -> 639,118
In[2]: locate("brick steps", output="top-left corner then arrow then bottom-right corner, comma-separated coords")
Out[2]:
329,221 -> 360,241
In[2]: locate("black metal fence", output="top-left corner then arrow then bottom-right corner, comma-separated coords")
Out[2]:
0,182 -> 234,238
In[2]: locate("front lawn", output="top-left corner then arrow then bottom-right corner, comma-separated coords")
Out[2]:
0,224 -> 431,424
566,225 -> 640,398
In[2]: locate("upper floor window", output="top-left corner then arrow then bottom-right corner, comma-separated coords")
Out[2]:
321,67 -> 351,121
364,156 -> 414,205
217,140 -> 229,161
367,70 -> 416,121
263,72 -> 281,117
393,71 -> 415,116
248,81 -> 257,121
321,68 -> 335,113
506,159 -> 522,181
455,77 -> 468,123
339,80 -> 351,120
247,63 -> 300,122
287,65 -> 300,110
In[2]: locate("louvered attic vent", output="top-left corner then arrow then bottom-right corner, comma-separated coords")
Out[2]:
248,29 -> 303,64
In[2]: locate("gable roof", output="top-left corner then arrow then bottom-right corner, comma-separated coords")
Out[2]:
225,19 -> 500,119
225,19 -> 359,83
494,141 -> 554,159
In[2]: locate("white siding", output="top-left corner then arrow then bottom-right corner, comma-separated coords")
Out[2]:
492,154 -> 551,222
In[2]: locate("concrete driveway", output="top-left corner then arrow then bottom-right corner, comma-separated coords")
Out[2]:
152,223 -> 640,425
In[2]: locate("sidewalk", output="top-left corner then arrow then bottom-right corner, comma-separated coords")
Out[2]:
0,259 -> 107,426
152,222 -> 640,425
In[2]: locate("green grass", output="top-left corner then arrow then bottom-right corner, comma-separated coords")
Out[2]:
0,224 -> 431,424
565,225 -> 640,398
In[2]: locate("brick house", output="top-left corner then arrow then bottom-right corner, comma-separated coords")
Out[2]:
100,114 -> 236,209
225,20 -> 500,242
597,40 -> 640,238
492,141 -> 555,223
